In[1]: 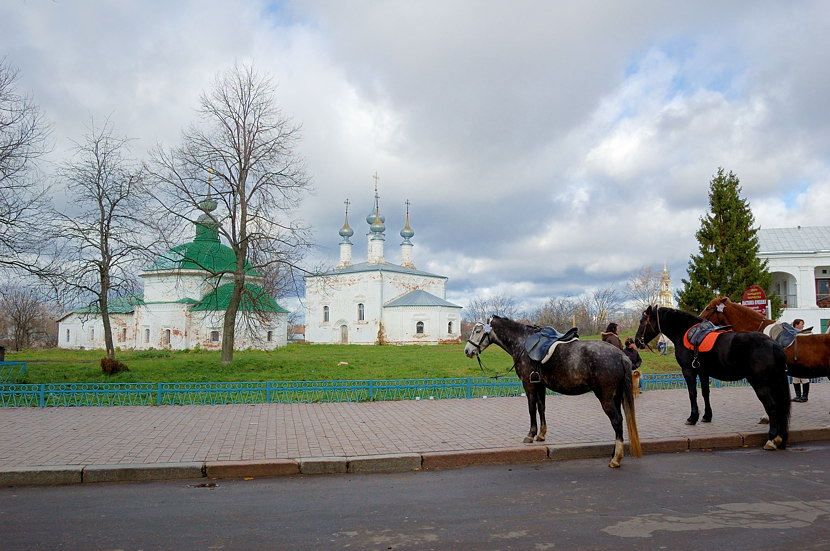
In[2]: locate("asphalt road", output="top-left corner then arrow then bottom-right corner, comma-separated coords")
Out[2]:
2,441 -> 830,550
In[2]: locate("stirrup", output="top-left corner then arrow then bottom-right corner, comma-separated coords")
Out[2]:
529,370 -> 541,383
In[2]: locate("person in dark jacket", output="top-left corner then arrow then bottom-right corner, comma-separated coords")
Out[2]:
624,338 -> 644,391
601,322 -> 623,349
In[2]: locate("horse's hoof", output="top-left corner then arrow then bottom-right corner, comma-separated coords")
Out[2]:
685,419 -> 697,426
523,437 -> 534,444
608,460 -> 621,468
702,418 -> 712,423
758,416 -> 770,424
763,440 -> 778,451
535,436 -> 545,442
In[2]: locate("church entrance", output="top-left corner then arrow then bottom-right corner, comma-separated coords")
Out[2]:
340,324 -> 348,344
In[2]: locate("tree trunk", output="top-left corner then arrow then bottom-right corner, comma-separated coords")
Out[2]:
221,274 -> 244,365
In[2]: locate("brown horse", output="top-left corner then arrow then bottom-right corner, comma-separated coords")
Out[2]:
700,297 -> 830,380
464,315 -> 642,468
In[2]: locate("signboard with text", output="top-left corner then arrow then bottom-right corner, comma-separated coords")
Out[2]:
741,285 -> 768,316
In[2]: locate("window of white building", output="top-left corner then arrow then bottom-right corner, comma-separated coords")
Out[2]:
358,303 -> 365,321
416,321 -> 424,334
323,305 -> 330,323
144,328 -> 150,344
210,330 -> 220,343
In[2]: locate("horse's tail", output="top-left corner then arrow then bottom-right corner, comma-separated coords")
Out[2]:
622,359 -> 643,458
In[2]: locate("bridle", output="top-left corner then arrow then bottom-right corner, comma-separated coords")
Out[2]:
636,305 -> 663,354
467,318 -> 514,378
466,319 -> 493,355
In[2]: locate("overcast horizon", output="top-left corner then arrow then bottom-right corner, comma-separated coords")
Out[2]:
4,1 -> 830,316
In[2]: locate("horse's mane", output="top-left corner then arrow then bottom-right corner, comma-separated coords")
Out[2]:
491,315 -> 539,333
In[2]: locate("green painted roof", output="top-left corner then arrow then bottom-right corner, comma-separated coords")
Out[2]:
145,240 -> 261,276
192,282 -> 288,313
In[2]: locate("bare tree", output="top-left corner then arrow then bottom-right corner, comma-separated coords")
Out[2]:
464,293 -> 521,324
0,284 -> 54,350
49,118 -> 147,361
0,59 -> 51,272
626,266 -> 662,311
530,296 -> 582,329
590,286 -> 624,335
147,62 -> 311,364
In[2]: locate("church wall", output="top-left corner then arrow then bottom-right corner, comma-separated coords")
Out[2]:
382,306 -> 462,344
304,269 -> 454,344
142,271 -> 219,303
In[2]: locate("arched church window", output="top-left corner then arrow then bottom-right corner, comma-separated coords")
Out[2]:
416,321 -> 424,334
210,330 -> 220,343
163,329 -> 171,346
144,328 -> 150,344
323,305 -> 330,323
358,303 -> 365,321
448,321 -> 453,334
267,330 -> 273,342
65,329 -> 70,343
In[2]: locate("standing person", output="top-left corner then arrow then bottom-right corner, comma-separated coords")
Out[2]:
624,338 -> 644,393
791,318 -> 811,402
602,322 -> 623,350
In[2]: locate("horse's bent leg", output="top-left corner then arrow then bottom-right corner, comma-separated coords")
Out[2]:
535,386 -> 547,442
598,392 -> 625,467
701,375 -> 713,423
750,382 -> 787,450
609,440 -> 624,468
524,391 -> 538,444
683,370 -> 700,425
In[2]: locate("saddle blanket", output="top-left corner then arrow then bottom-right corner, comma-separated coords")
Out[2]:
525,326 -> 579,364
683,321 -> 732,352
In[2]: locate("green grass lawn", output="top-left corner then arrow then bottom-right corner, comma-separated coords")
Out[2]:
4,338 -> 682,384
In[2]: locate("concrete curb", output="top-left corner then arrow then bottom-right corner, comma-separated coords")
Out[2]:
3,430 -> 830,487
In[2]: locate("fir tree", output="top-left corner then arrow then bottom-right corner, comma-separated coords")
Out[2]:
677,168 -> 780,316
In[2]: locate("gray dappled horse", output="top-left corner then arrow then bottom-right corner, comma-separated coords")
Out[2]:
464,315 -> 642,468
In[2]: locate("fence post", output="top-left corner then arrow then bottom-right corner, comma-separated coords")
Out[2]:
157,382 -> 163,405
39,384 -> 45,407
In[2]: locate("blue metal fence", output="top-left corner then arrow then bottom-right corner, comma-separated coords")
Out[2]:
0,361 -> 26,383
0,373 -> 762,408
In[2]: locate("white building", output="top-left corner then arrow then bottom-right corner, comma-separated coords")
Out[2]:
758,225 -> 830,333
58,197 -> 289,350
304,193 -> 462,345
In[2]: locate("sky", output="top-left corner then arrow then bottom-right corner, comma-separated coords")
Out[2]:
4,1 -> 830,315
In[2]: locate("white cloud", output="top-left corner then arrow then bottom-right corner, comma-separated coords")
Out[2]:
3,0 -> 830,314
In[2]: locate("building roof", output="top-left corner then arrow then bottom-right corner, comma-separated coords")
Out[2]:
68,294 -> 145,316
758,226 -> 830,255
311,261 -> 446,279
384,289 -> 461,308
192,282 -> 289,313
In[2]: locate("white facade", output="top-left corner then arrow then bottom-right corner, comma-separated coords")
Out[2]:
57,200 -> 289,351
304,195 -> 462,345
758,226 -> 830,333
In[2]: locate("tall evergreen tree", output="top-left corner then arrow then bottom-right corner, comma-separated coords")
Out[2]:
677,168 -> 779,316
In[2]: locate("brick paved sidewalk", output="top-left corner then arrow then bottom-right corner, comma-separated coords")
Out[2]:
1,386 -> 828,485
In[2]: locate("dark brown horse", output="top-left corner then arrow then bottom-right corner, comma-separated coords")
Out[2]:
635,305 -> 790,450
701,297 -> 830,379
464,315 -> 642,468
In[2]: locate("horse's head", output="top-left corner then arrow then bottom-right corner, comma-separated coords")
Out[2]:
700,297 -> 731,325
634,305 -> 660,349
464,320 -> 494,358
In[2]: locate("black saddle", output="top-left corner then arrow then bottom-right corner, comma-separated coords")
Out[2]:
525,326 -> 580,362
772,322 -> 812,348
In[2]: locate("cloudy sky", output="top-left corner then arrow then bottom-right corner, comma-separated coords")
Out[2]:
4,1 -> 830,313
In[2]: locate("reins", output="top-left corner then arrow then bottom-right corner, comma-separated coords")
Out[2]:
467,319 -> 520,379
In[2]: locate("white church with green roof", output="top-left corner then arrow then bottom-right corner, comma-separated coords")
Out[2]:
304,190 -> 462,345
57,198 -> 289,351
